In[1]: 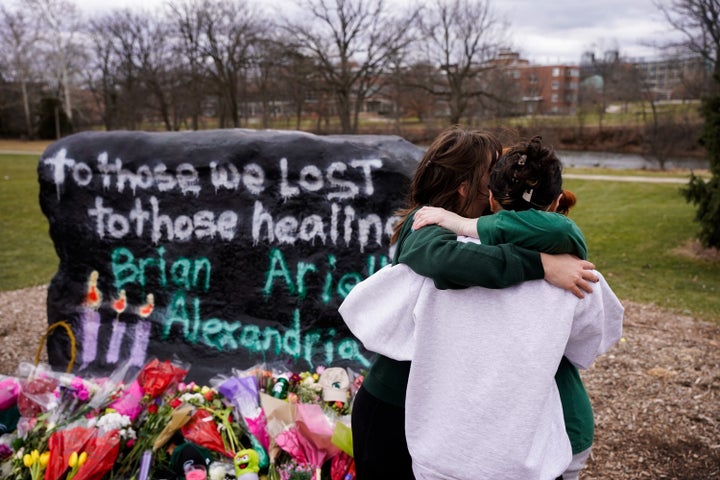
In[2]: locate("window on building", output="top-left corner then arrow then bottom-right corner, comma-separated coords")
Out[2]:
552,81 -> 559,90
552,67 -> 560,76
512,70 -> 520,79
570,68 -> 579,77
551,94 -> 559,102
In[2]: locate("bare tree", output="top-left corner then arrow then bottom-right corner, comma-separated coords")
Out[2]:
389,61 -> 438,124
655,0 -> 720,86
414,0 -> 506,124
657,0 -> 720,248
209,0 -> 260,127
87,10 -> 147,130
0,2 -> 41,138
128,13 -> 179,131
275,47 -> 319,130
24,0 -> 85,125
167,0 -> 208,130
85,19 -> 124,130
578,48 -> 623,132
248,36 -> 300,129
282,0 -> 418,134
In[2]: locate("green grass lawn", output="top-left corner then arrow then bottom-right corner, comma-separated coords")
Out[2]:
0,153 -> 59,290
2,152 -> 719,324
566,177 -> 719,323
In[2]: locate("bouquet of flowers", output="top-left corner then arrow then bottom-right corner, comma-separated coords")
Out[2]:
0,359 -> 362,480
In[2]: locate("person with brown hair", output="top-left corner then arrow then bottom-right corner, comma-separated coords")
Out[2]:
410,136 -> 605,479
345,128 -> 601,479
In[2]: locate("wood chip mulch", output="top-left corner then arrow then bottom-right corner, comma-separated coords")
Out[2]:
1,287 -> 719,479
582,301 -> 720,479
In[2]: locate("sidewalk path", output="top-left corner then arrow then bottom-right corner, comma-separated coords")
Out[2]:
564,173 -> 690,184
0,150 -> 44,155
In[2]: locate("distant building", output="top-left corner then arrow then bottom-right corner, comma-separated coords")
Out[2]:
632,56 -> 709,100
490,50 -> 580,115
581,49 -> 709,101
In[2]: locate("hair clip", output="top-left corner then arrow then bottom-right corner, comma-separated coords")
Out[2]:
517,155 -> 527,166
522,188 -> 533,203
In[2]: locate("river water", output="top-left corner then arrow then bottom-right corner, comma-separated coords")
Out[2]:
557,150 -> 709,171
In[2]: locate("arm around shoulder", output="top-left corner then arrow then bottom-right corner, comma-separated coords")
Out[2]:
478,210 -> 588,259
398,225 -> 544,289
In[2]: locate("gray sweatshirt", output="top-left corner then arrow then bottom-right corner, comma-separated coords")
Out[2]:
340,259 -> 623,480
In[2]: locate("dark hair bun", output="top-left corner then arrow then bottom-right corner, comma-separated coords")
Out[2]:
489,136 -> 563,211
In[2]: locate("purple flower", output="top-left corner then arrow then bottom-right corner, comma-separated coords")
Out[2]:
0,444 -> 12,460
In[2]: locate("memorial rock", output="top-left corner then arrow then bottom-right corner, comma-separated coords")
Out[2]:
38,129 -> 421,382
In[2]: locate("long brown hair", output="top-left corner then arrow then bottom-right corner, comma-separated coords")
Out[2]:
391,126 -> 502,244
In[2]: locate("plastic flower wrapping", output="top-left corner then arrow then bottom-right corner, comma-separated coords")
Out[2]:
0,360 -> 363,480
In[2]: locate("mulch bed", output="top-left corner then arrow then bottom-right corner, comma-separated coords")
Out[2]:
581,301 -> 720,479
1,288 -> 719,479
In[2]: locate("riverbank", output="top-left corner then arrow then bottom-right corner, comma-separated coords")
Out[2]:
1,120 -> 709,161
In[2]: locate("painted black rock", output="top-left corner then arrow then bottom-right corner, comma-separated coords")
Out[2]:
38,129 -> 420,382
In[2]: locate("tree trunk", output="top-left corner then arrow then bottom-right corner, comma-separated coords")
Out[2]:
61,61 -> 73,123
336,90 -> 352,134
21,80 -> 32,139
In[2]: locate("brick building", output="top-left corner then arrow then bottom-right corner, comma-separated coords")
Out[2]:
491,50 -> 580,115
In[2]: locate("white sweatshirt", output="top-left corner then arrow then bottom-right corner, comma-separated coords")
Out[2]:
340,262 -> 623,480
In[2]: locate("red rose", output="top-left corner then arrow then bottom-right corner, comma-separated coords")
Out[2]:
137,359 -> 188,399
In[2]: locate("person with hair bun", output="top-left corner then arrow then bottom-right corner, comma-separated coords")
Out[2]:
341,134 -> 623,479
413,135 -> 587,258
347,127 -> 600,480
406,135 -> 616,479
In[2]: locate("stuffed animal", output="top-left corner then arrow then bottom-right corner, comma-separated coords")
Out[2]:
233,449 -> 260,480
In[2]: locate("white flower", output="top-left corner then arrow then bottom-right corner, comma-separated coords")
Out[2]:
180,392 -> 205,404
208,462 -> 233,480
95,412 -> 132,434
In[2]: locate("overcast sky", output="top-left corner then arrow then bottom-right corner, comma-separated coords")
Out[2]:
73,0 -> 682,65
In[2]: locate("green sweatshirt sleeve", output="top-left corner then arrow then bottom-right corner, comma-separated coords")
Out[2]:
396,223 -> 544,290
477,210 -> 588,260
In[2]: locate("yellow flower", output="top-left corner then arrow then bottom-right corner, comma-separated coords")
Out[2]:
31,450 -> 40,462
69,451 -> 78,468
23,453 -> 34,468
78,451 -> 87,466
200,385 -> 211,395
40,451 -> 50,467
